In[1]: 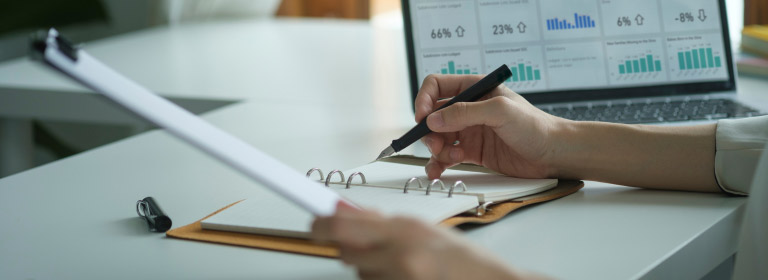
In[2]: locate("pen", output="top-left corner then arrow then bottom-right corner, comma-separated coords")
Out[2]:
375,64 -> 513,160
136,197 -> 172,232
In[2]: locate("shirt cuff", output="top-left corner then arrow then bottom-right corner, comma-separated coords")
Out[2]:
715,116 -> 768,195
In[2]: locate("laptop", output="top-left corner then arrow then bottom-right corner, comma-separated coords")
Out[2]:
401,0 -> 765,124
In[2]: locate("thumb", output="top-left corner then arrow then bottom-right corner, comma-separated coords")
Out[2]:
426,97 -> 508,133
335,200 -> 361,214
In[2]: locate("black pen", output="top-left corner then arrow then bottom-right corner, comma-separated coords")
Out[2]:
375,64 -> 512,160
136,197 -> 172,232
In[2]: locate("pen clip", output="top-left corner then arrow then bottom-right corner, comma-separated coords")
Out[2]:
136,199 -> 150,217
136,197 -> 172,232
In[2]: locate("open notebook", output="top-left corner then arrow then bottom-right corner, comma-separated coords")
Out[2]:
201,159 -> 558,238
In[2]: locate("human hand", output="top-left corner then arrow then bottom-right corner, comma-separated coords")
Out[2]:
415,74 -> 565,179
311,202 -> 534,280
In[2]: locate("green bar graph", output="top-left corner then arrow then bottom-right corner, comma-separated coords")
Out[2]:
692,49 -> 700,69
526,66 -> 533,82
676,48 -> 722,71
505,63 -> 541,82
511,68 -> 519,82
646,55 -> 654,72
618,54 -> 663,75
440,61 -> 476,75
678,53 -> 686,70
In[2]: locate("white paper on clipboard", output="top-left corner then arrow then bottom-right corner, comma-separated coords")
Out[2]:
35,29 -> 343,217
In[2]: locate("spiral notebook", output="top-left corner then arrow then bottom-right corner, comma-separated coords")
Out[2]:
200,158 -> 558,238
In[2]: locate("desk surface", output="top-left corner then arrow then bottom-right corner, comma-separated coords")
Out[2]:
0,18 -> 762,279
0,19 -> 403,103
0,18 -> 410,124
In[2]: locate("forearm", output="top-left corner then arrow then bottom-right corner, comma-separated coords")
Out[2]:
550,120 -> 720,192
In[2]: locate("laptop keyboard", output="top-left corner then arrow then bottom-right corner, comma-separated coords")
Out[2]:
539,98 -> 765,124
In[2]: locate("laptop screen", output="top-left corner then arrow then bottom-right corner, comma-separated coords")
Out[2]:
402,0 -> 735,104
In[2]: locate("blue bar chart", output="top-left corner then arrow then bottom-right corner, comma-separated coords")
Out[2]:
547,13 -> 596,30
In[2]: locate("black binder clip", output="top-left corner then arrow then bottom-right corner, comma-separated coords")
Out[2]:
136,197 -> 172,232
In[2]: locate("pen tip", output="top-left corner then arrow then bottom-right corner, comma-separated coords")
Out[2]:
375,146 -> 395,161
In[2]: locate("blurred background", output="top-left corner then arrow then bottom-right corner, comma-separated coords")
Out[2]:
0,0 -> 764,178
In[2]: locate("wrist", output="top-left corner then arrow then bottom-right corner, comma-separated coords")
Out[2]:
542,118 -> 574,179
544,118 -> 603,180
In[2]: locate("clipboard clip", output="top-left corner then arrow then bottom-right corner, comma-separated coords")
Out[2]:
30,28 -> 80,62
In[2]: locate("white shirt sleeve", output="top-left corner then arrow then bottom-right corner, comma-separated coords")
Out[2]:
733,143 -> 768,279
715,116 -> 768,195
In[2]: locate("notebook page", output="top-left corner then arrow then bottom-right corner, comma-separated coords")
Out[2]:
201,185 -> 479,238
336,161 -> 558,202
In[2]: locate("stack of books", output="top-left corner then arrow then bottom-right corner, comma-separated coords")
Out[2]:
738,25 -> 768,78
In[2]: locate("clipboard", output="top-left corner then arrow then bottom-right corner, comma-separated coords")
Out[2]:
30,28 -> 346,217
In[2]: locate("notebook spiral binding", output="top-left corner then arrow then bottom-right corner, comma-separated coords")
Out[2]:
306,168 -> 469,198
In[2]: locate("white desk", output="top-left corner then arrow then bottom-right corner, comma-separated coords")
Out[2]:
0,18 -> 764,279
0,18 -> 409,121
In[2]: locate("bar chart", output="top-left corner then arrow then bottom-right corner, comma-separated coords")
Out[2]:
508,63 -> 542,82
605,38 -> 667,85
676,47 -> 721,70
546,13 -> 596,30
440,61 -> 478,75
618,54 -> 662,74
484,46 -> 547,92
420,51 -> 481,87
666,35 -> 729,82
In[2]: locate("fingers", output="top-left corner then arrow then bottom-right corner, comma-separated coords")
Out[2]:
425,156 -> 460,179
415,75 -> 484,122
426,96 -> 510,133
311,202 -> 388,250
339,245 -> 391,271
422,130 -> 460,157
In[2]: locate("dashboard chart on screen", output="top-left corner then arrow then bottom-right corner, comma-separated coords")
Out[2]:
406,0 -> 730,95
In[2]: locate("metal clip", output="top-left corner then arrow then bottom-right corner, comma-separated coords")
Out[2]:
325,170 -> 345,187
448,181 -> 467,197
306,168 -> 324,181
346,172 -> 366,189
427,179 -> 445,195
403,177 -> 424,193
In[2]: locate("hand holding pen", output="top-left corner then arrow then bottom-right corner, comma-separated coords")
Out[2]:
376,65 -> 512,160
391,68 -> 563,180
